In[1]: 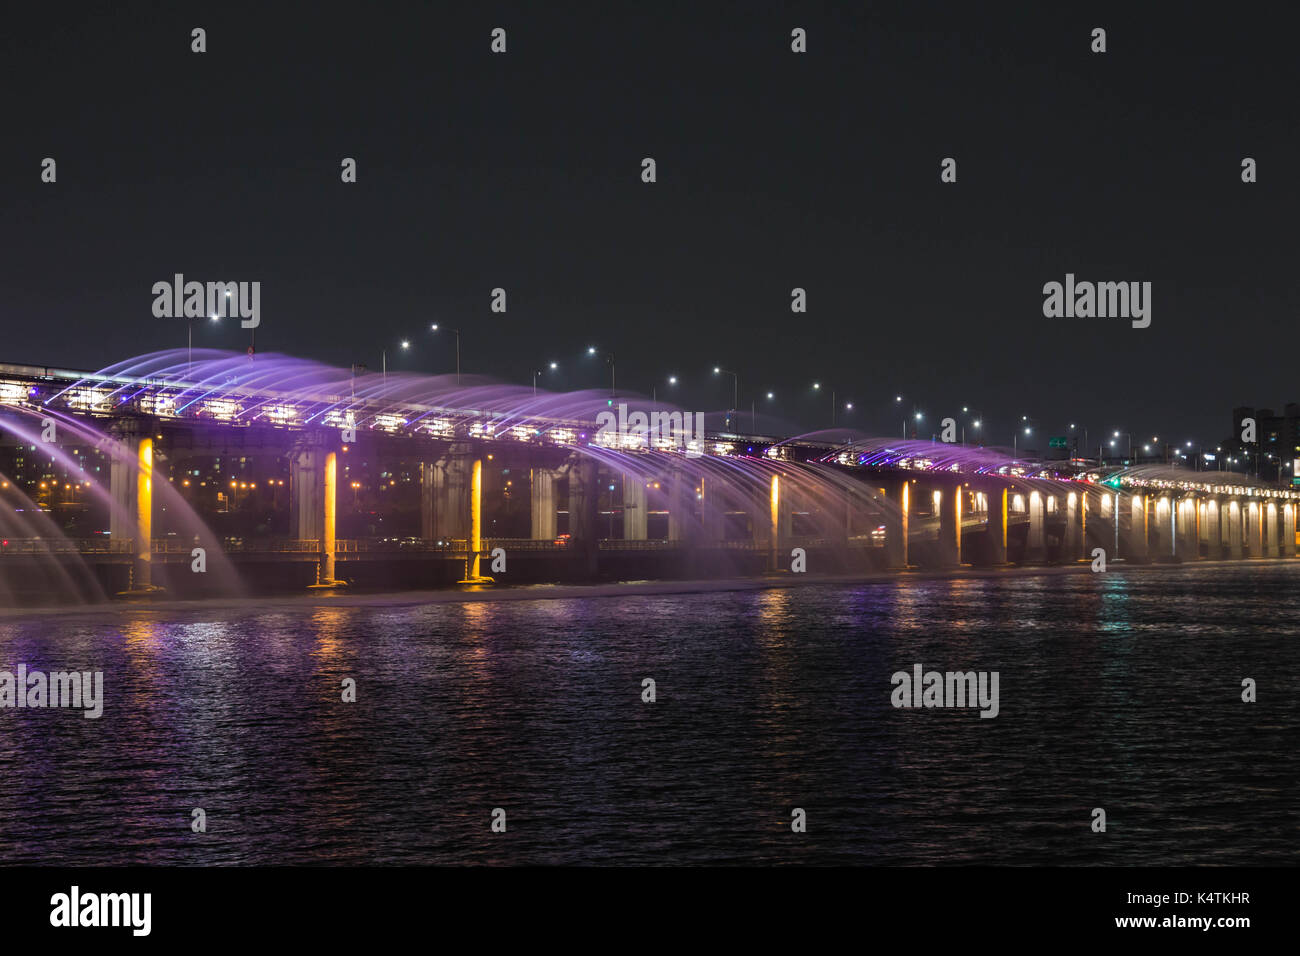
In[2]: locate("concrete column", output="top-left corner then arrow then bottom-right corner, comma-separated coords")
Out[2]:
110,422 -> 156,590
567,456 -> 600,575
290,437 -> 339,587
1204,500 -> 1222,559
987,486 -> 1007,565
1023,490 -> 1046,563
1126,494 -> 1148,563
937,486 -> 960,567
1065,491 -> 1082,562
420,461 -> 437,541
885,479 -> 910,568
459,457 -> 485,581
438,444 -> 473,542
1177,498 -> 1197,559
1228,500 -> 1243,559
530,467 -> 557,540
1245,501 -> 1262,557
1266,502 -> 1280,557
1284,503 -> 1297,558
623,473 -> 647,540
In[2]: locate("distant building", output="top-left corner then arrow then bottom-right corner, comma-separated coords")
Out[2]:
1222,403 -> 1300,482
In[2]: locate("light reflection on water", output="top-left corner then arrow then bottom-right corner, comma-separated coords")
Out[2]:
0,564 -> 1296,865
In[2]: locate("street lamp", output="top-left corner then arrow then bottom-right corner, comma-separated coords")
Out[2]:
381,339 -> 410,382
533,363 -> 557,396
430,324 -> 462,385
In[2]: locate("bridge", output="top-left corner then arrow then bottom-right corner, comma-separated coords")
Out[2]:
2,352 -> 1297,600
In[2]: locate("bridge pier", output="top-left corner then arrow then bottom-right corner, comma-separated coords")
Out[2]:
1202,500 -> 1222,559
1284,503 -> 1297,558
1064,491 -> 1083,562
290,433 -> 340,587
109,418 -> 157,592
1124,494 -> 1149,563
1023,490 -> 1046,564
1226,500 -> 1243,558
530,467 -> 558,541
1266,501 -> 1280,557
937,485 -> 961,567
567,456 -> 600,576
986,486 -> 1007,565
623,473 -> 647,541
1177,497 -> 1199,559
884,479 -> 910,569
1245,501 -> 1262,558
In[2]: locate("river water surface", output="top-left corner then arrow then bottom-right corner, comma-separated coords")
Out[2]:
1,563 -> 1296,865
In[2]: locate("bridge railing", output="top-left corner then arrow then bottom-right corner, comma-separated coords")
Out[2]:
0,537 -> 134,554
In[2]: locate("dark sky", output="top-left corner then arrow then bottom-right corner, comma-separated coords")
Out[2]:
2,2 -> 1296,448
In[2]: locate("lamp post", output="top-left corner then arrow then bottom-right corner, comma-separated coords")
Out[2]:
715,367 -> 738,430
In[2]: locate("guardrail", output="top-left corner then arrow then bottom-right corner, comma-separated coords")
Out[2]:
0,538 -> 134,554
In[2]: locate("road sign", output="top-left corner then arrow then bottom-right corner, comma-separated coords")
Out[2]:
1049,436 -> 1068,449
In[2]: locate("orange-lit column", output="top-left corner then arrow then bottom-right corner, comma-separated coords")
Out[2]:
321,450 -> 337,584
469,457 -> 483,578
136,436 -> 153,589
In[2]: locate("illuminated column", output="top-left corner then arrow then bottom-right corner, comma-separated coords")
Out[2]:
1266,501 -> 1280,557
1245,500 -> 1261,557
1203,499 -> 1222,559
320,450 -> 337,584
1227,500 -> 1243,559
986,486 -> 1007,565
1284,503 -> 1297,558
1177,498 -> 1198,559
885,479 -> 910,568
135,436 -> 153,588
937,485 -> 960,567
530,467 -> 557,540
1024,490 -> 1046,563
1126,494 -> 1148,563
623,473 -> 647,540
463,457 -> 484,579
291,435 -> 340,587
109,419 -> 157,589
1065,491 -> 1082,562
768,473 -> 781,571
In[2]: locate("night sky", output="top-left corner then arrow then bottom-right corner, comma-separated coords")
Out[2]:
3,2 -> 1296,447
